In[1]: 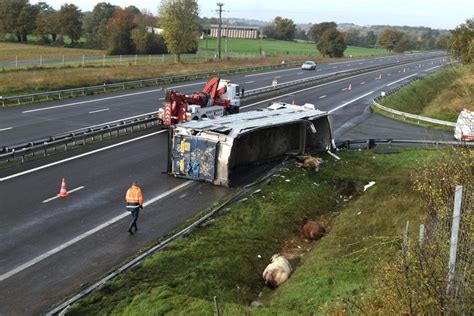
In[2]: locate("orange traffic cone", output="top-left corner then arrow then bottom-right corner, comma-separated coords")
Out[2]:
348,83 -> 352,91
58,178 -> 68,198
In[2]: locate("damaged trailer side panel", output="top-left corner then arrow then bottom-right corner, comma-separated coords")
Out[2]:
168,107 -> 333,186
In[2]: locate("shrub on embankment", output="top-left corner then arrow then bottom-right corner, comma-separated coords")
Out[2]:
68,148 -> 453,315
381,64 -> 474,122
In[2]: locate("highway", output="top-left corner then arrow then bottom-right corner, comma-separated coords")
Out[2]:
0,51 -> 454,315
0,51 -> 446,146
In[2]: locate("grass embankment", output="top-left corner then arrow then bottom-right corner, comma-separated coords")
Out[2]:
68,148 -> 442,315
0,56 -> 304,97
0,40 -> 391,97
379,64 -> 474,123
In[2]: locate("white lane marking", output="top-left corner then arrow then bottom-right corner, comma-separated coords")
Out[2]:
244,67 -> 298,77
159,97 -> 165,100
319,95 -> 327,99
386,73 -> 418,87
328,91 -> 374,113
274,76 -> 281,79
0,127 -> 13,132
342,88 -> 348,91
245,80 -> 255,84
424,65 -> 441,72
360,82 -> 366,85
241,57 -> 445,110
21,81 -> 206,114
42,186 -> 85,203
88,108 -> 109,114
317,69 -> 322,71
21,89 -> 162,113
359,62 -> 363,65
296,72 -> 304,75
0,130 -> 166,182
327,59 -> 365,65
387,73 -> 391,76
0,181 -> 193,281
332,66 -> 338,69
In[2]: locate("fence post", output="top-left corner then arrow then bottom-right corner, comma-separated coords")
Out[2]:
419,224 -> 425,246
402,220 -> 409,256
103,54 -> 105,67
148,54 -> 151,64
82,55 -> 85,67
62,55 -> 65,67
16,55 -> 18,69
446,185 -> 463,295
135,54 -> 137,65
120,55 -> 122,65
40,55 -> 42,67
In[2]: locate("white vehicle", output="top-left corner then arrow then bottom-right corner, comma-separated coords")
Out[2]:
267,102 -> 316,111
454,109 -> 474,141
301,61 -> 317,70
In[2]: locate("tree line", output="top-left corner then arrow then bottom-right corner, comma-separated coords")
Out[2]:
0,0 -> 185,55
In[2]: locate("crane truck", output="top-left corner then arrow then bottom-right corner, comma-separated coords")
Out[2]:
158,77 -> 242,126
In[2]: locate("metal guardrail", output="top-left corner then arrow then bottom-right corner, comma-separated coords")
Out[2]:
373,99 -> 456,127
46,158 -> 289,315
372,64 -> 457,128
1,56 -> 446,163
334,138 -> 473,149
45,134 -> 471,314
0,114 -> 159,164
0,62 -> 302,107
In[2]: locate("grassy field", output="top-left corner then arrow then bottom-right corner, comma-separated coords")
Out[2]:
0,56 -> 306,97
379,64 -> 474,122
0,40 -> 392,97
0,42 -> 105,61
199,38 -> 391,57
68,148 -> 444,315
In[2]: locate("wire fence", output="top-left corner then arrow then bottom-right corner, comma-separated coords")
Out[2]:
400,185 -> 473,314
0,52 -> 297,70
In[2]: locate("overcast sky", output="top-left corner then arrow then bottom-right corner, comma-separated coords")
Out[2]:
36,0 -> 473,29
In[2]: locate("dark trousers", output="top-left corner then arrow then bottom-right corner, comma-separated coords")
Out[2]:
128,207 -> 140,232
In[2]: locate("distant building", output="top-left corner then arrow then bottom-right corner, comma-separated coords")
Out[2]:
209,24 -> 259,39
146,26 -> 163,35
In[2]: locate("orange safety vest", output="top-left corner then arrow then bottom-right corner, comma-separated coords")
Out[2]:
125,185 -> 143,205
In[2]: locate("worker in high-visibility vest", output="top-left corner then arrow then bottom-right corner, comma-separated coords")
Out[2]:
125,181 -> 144,234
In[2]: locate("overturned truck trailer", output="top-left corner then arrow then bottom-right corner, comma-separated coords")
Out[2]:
167,106 -> 333,186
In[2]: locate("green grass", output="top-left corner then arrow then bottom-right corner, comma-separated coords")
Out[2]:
0,42 -> 105,62
380,64 -> 474,123
199,38 -> 391,57
68,148 -> 444,315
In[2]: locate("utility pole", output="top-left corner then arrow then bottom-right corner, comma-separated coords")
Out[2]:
216,3 -> 224,60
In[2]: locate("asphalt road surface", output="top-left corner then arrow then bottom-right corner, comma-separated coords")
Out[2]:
0,51 -> 454,315
0,51 -> 446,147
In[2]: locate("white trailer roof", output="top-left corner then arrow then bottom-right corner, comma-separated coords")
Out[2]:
177,107 -> 328,138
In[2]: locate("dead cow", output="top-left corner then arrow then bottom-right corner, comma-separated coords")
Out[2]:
262,254 -> 292,288
299,156 -> 323,171
301,218 -> 326,240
